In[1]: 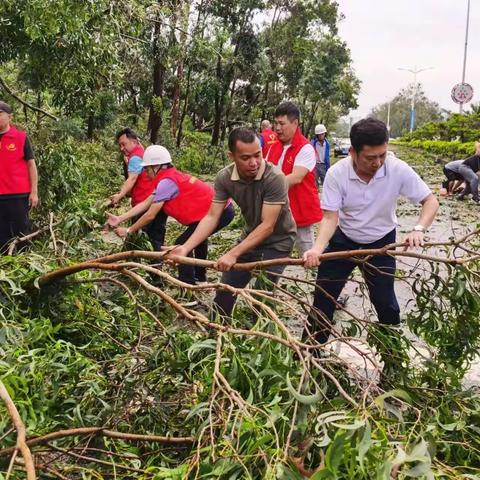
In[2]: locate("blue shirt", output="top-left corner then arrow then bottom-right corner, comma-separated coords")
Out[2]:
128,155 -> 143,174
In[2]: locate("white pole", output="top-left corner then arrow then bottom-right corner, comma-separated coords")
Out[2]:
460,0 -> 471,114
398,66 -> 433,132
386,102 -> 391,132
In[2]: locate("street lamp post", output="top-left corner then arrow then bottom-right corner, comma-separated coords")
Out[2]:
459,0 -> 471,113
398,66 -> 433,132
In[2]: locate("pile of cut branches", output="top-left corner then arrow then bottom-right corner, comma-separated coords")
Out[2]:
1,229 -> 480,478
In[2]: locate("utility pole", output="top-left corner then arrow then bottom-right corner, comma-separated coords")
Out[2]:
398,66 -> 433,132
459,0 -> 471,113
386,102 -> 391,133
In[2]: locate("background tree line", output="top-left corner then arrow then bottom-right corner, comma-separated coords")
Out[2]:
0,0 -> 360,149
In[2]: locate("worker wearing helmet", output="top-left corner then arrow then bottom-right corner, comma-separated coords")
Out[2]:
107,145 -> 234,284
311,124 -> 330,186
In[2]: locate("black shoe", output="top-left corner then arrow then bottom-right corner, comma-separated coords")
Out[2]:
457,194 -> 465,201
472,197 -> 479,203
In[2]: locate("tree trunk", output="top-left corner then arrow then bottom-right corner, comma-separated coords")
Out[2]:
87,114 -> 95,139
221,76 -> 238,143
305,101 -> 319,135
36,92 -> 42,130
176,65 -> 192,147
170,0 -> 190,140
148,20 -> 166,144
211,51 -> 224,146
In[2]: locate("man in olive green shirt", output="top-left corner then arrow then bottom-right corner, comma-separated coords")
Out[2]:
170,127 -> 296,317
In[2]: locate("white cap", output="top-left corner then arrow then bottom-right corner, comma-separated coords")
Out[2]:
314,124 -> 327,135
141,145 -> 172,167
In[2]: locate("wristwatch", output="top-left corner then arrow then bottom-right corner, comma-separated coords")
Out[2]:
413,224 -> 426,232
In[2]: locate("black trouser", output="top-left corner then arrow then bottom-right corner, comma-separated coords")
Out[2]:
306,228 -> 400,344
0,196 -> 30,254
174,203 -> 235,284
442,167 -> 464,189
213,246 -> 291,318
143,210 -> 168,251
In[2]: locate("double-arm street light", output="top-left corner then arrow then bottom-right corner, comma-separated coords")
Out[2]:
398,66 -> 434,132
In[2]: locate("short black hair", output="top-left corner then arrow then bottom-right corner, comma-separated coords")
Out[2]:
115,127 -> 139,141
274,101 -> 300,122
228,127 -> 259,153
350,118 -> 389,153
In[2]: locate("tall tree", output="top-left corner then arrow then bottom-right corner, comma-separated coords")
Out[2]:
371,83 -> 443,138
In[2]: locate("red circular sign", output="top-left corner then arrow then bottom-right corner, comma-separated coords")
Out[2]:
451,83 -> 474,104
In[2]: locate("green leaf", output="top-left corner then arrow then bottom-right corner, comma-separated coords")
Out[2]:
357,421 -> 372,470
286,373 -> 322,405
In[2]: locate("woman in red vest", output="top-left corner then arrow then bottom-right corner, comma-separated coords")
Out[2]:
107,145 -> 235,284
109,128 -> 166,250
0,101 -> 39,253
264,102 -> 323,256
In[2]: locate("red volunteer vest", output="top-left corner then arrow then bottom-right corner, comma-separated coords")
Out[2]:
265,128 -> 323,227
128,145 -> 154,206
0,126 -> 30,195
260,128 -> 277,158
155,167 -> 213,225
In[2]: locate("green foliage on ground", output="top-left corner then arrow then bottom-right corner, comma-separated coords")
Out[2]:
1,139 -> 480,478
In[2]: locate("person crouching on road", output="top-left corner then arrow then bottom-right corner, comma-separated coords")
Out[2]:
456,142 -> 480,204
439,159 -> 466,196
107,145 -> 235,284
0,101 -> 39,253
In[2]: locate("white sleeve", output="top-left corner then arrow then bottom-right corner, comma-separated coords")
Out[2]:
398,161 -> 432,204
293,144 -> 316,171
321,170 -> 343,211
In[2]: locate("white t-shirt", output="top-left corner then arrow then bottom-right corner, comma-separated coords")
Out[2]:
322,152 -> 432,243
276,143 -> 316,171
315,142 -> 326,164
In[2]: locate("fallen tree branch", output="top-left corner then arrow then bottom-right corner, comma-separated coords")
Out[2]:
36,232 -> 480,287
7,220 -> 60,255
0,75 -> 58,121
0,427 -> 195,458
0,380 -> 36,479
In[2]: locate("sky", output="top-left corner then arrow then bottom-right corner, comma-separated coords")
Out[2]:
336,0 -> 480,119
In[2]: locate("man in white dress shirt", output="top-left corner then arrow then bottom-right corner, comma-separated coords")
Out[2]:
303,118 -> 439,344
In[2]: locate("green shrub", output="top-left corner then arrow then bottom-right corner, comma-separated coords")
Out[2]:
177,130 -> 228,175
391,139 -> 476,159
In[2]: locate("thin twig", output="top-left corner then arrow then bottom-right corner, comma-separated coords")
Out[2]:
0,75 -> 58,120
0,427 -> 195,457
0,380 -> 36,479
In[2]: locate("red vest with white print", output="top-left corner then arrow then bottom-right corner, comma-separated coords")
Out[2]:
128,144 -> 153,206
0,126 -> 30,195
155,167 -> 213,225
265,128 -> 323,227
260,128 -> 277,157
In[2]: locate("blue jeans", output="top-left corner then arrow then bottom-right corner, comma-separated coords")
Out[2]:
315,162 -> 327,186
306,228 -> 400,343
458,165 -> 479,200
